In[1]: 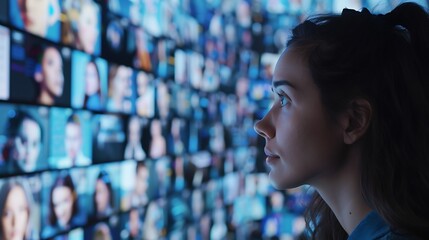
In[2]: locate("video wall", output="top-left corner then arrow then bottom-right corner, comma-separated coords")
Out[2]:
2,0 -> 424,239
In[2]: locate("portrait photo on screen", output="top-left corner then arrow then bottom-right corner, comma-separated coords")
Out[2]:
102,13 -> 129,65
143,119 -> 167,160
166,193 -> 191,238
41,169 -> 88,239
61,0 -> 101,55
174,49 -> 187,85
118,208 -> 145,239
86,162 -> 121,223
10,31 -> 71,107
71,50 -> 108,111
155,80 -> 172,120
120,160 -> 151,212
9,0 -> 61,42
135,71 -> 155,118
49,108 -> 92,169
171,84 -> 192,118
167,118 -> 189,156
127,26 -> 154,71
142,199 -> 167,239
0,25 -> 10,100
188,51 -> 204,90
141,0 -> 163,37
153,39 -> 175,78
106,64 -> 134,114
0,103 -> 49,175
91,114 -> 126,163
124,116 -> 148,161
147,157 -> 171,199
0,175 -> 42,240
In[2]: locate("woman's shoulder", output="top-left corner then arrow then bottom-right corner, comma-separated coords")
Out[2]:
348,211 -> 424,240
378,231 -> 421,240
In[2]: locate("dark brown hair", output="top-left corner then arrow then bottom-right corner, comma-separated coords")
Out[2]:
49,172 -> 78,225
287,3 -> 429,239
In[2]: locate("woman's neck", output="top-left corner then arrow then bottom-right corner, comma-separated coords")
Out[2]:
312,146 -> 371,235
38,91 -> 55,105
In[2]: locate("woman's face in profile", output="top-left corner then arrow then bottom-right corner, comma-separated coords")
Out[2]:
85,62 -> 100,95
52,186 -> 74,227
40,47 -> 64,97
77,3 -> 99,54
95,179 -> 110,213
254,48 -> 345,190
1,186 -> 29,240
20,0 -> 50,37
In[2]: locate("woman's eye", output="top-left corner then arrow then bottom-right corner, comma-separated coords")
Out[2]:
277,93 -> 289,107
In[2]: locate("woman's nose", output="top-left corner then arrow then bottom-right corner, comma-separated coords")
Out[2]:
254,115 -> 275,140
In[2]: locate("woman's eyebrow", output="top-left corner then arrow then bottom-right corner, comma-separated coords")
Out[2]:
273,80 -> 296,89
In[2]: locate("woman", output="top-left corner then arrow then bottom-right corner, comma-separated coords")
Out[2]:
83,60 -> 104,111
124,116 -> 146,161
92,170 -> 114,221
2,110 -> 43,173
43,172 -> 85,238
34,46 -> 64,106
62,0 -> 99,54
254,3 -> 429,239
0,178 -> 36,240
106,64 -> 132,113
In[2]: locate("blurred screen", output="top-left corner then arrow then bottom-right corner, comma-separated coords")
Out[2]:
0,0 -> 7,23
103,12 -> 130,65
49,108 -> 92,169
91,114 -> 126,163
71,50 -> 108,111
0,175 -> 42,240
0,103 -> 49,175
0,25 -> 10,100
61,0 -> 101,55
106,64 -> 135,114
10,31 -> 71,107
9,0 -> 61,42
40,169 -> 88,239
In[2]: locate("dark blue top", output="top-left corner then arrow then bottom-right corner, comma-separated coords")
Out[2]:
348,211 -> 416,240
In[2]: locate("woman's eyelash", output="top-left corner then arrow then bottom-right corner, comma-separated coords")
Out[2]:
275,92 -> 289,107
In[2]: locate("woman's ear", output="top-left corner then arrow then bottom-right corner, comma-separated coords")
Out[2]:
340,98 -> 372,145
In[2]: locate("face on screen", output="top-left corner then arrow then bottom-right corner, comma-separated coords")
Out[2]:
14,118 -> 42,172
111,66 -> 130,98
35,47 -> 64,105
77,2 -> 99,54
64,122 -> 82,160
135,165 -> 149,195
52,186 -> 74,227
1,185 -> 29,240
17,0 -> 59,38
85,62 -> 100,96
95,179 -> 110,213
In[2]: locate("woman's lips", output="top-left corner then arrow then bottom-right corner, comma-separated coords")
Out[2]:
264,148 -> 280,164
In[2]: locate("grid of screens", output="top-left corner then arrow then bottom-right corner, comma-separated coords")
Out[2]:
1,0 -> 423,239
